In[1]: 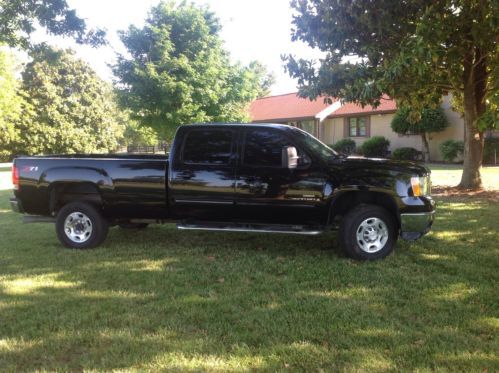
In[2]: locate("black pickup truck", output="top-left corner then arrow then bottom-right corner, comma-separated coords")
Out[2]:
10,123 -> 435,260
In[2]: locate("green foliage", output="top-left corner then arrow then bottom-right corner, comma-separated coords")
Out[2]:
0,49 -> 24,161
285,0 -> 497,113
123,122 -> 159,147
483,137 -> 499,164
330,138 -> 356,155
440,140 -> 464,163
451,92 -> 498,131
285,0 -> 498,187
391,107 -> 448,135
113,1 -> 273,141
361,136 -> 390,158
247,61 -> 276,98
12,46 -> 125,155
392,147 -> 421,161
0,0 -> 106,49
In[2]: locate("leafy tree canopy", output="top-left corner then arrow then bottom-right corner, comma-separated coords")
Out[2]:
285,0 -> 498,188
12,45 -> 125,155
113,1 -> 274,140
391,107 -> 449,161
123,121 -> 159,147
0,49 -> 24,160
391,107 -> 448,135
0,0 -> 106,49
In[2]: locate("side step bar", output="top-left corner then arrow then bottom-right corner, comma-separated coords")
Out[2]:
177,222 -> 323,235
23,215 -> 56,223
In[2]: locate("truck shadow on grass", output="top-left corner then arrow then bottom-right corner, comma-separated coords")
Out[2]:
0,189 -> 498,371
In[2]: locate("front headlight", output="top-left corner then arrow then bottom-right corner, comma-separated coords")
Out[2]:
411,176 -> 430,196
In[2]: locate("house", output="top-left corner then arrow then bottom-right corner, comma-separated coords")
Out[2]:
249,93 -> 465,161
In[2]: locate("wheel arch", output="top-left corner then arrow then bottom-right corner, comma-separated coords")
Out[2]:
328,190 -> 400,229
49,182 -> 103,214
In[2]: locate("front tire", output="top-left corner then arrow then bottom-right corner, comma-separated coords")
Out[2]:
56,201 -> 109,249
339,204 -> 397,260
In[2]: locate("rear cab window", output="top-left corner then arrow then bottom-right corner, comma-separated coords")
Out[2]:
182,129 -> 234,165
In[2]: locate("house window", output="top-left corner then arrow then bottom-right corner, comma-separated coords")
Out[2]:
299,120 -> 315,136
349,117 -> 367,137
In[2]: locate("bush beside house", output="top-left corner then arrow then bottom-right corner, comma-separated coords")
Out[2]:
484,137 -> 499,164
361,136 -> 390,157
440,140 -> 464,163
330,139 -> 356,155
392,147 -> 422,161
390,107 -> 448,162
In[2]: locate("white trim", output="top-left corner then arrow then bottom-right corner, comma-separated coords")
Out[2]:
315,101 -> 343,122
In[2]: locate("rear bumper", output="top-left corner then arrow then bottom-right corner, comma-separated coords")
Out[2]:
400,211 -> 435,241
9,197 -> 24,213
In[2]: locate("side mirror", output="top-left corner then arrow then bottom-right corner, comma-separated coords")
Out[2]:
282,146 -> 299,169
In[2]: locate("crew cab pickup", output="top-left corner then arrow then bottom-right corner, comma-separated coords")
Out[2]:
10,123 -> 435,260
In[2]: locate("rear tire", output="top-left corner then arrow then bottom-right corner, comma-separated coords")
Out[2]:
339,204 -> 397,260
56,201 -> 109,249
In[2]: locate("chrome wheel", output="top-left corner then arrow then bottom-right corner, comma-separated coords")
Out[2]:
64,212 -> 93,243
356,217 -> 389,253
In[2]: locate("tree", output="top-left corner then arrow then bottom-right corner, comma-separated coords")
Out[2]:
247,61 -> 276,98
285,0 -> 498,189
123,121 -> 158,147
0,0 -> 105,49
12,45 -> 124,155
0,49 -> 24,160
391,107 -> 449,161
113,1 -> 273,141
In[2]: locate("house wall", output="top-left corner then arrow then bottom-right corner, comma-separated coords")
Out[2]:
322,118 -> 343,145
427,95 -> 464,161
370,113 -> 422,152
321,96 -> 465,161
322,114 -> 422,150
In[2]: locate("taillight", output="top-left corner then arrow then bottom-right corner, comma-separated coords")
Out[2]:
12,164 -> 19,190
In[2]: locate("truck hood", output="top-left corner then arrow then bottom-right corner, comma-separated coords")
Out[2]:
331,156 -> 430,176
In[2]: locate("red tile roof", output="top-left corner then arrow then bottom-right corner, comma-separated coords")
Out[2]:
329,95 -> 397,117
249,93 -> 397,122
250,93 -> 334,122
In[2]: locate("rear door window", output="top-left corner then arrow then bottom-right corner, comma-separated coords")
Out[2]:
182,129 -> 233,165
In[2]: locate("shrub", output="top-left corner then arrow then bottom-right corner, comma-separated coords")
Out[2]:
392,147 -> 421,161
439,140 -> 464,162
483,137 -> 499,164
361,136 -> 390,157
354,146 -> 364,156
330,138 -> 356,155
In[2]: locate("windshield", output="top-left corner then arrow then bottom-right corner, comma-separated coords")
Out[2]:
290,127 -> 338,160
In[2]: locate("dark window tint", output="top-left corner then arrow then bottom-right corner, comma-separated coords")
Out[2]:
183,129 -> 233,165
244,129 -> 293,167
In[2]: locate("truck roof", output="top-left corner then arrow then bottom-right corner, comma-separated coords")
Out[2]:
185,123 -> 292,130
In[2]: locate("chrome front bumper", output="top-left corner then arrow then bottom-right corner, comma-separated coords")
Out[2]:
400,211 -> 435,241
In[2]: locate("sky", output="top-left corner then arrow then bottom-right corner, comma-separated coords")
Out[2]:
33,0 -> 324,95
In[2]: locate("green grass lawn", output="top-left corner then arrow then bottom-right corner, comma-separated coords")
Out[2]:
0,170 -> 498,371
428,163 -> 499,189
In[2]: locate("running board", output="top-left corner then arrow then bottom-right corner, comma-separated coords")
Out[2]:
177,222 -> 323,235
23,215 -> 56,223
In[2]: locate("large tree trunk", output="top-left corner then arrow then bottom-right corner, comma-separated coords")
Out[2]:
421,132 -> 430,162
458,47 -> 487,190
